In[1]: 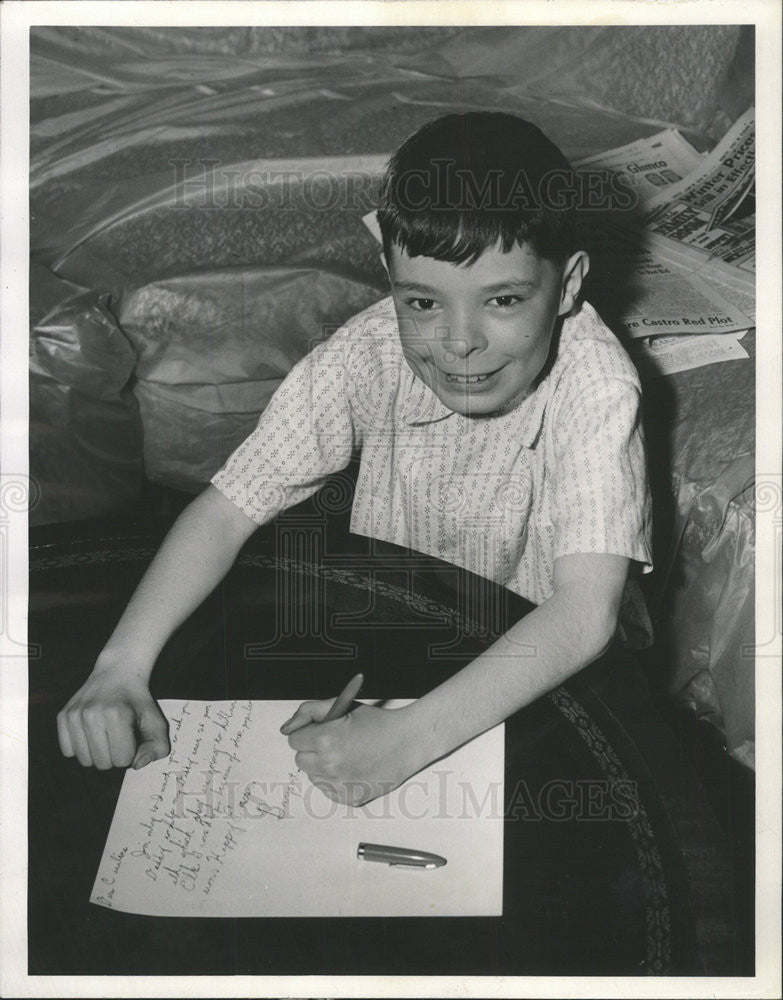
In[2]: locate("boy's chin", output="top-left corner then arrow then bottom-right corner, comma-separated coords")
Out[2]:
430,380 -> 533,418
434,390 -> 518,419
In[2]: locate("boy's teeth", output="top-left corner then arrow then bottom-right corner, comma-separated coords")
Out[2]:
446,372 -> 492,383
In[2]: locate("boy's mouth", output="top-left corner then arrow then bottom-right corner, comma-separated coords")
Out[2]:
442,367 -> 502,385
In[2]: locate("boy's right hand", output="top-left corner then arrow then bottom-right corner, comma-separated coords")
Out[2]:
57,669 -> 170,771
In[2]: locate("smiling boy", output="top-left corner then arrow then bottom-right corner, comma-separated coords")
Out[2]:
58,113 -> 652,804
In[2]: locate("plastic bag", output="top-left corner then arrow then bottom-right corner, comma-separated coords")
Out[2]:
29,273 -> 144,524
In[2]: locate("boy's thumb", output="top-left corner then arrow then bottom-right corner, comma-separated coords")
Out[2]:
132,706 -> 171,769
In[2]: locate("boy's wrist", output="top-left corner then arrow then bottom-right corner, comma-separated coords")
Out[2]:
402,697 -> 459,775
93,646 -> 155,683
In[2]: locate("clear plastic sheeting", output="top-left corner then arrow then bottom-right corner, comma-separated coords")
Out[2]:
33,25 -> 716,500
398,25 -> 750,141
29,277 -> 144,525
665,461 -> 755,766
117,265 -> 384,491
34,155 -> 390,297
646,330 -> 756,768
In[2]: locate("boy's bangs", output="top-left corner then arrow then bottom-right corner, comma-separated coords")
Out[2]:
385,209 -> 525,265
382,207 -> 571,266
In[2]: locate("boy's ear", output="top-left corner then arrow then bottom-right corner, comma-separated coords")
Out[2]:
558,251 -> 590,316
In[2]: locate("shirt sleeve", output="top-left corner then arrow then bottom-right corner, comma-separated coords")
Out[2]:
210,332 -> 358,525
548,347 -> 653,574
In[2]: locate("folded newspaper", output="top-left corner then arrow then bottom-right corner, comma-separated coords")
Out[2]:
575,109 -> 755,284
643,107 -> 755,277
575,127 -> 704,208
588,232 -> 753,340
573,111 -> 755,372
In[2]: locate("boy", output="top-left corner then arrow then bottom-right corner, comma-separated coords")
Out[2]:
57,113 -> 652,806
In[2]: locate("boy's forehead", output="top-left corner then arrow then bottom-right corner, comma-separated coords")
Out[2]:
388,241 -> 559,287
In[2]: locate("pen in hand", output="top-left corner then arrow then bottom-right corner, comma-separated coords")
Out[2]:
279,672 -> 364,735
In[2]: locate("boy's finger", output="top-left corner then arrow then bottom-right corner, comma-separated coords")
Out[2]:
83,723 -> 113,771
71,733 -> 94,768
108,723 -> 138,769
280,698 -> 336,735
66,714 -> 95,767
132,734 -> 170,769
279,710 -> 299,733
293,749 -> 321,774
279,712 -> 312,736
56,710 -> 75,758
287,721 -> 336,751
311,779 -> 340,802
132,705 -> 170,768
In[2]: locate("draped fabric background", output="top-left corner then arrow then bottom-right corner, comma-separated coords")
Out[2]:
28,26 -> 755,767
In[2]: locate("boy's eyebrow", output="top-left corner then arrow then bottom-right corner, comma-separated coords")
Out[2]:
392,280 -> 440,294
481,279 -> 539,293
392,278 -> 539,294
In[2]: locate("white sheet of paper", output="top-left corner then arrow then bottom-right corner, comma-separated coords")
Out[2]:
630,330 -> 750,378
91,700 -> 504,917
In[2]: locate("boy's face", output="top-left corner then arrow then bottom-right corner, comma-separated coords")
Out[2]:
388,241 -> 588,417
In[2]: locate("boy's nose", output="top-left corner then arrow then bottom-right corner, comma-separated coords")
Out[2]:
440,316 -> 488,358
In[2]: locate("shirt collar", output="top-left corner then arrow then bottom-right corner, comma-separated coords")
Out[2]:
400,371 -> 455,426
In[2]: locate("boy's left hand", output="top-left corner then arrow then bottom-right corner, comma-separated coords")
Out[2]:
281,701 -> 418,806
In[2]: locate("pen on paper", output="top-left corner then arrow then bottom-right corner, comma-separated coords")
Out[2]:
321,672 -> 364,722
280,672 -> 364,735
357,842 -> 447,869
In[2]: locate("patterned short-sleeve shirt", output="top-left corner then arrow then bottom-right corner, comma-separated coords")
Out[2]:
211,296 -> 653,605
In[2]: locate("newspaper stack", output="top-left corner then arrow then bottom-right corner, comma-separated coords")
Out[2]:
574,108 -> 755,378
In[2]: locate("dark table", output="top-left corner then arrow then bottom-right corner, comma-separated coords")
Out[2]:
29,512 -> 726,977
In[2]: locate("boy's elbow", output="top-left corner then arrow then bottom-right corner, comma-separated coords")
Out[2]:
594,615 -> 618,660
556,587 -> 620,665
580,605 -> 620,663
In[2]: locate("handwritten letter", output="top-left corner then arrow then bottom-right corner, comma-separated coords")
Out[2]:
91,700 -> 504,917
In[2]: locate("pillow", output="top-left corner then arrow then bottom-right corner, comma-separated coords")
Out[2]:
117,264 -> 384,491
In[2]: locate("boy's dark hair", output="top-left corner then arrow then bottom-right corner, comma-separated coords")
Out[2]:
377,112 -> 576,266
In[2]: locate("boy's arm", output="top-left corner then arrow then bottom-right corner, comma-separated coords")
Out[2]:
285,552 -> 629,805
58,316 -> 362,772
56,485 -> 260,770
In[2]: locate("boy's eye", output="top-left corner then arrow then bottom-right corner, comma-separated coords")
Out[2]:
407,298 -> 437,312
490,295 -> 523,308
